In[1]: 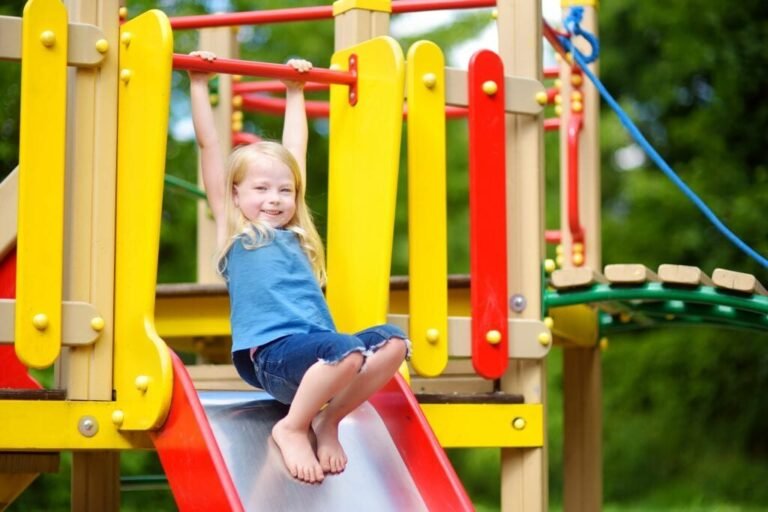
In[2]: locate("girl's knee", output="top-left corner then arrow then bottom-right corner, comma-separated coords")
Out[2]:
337,350 -> 364,372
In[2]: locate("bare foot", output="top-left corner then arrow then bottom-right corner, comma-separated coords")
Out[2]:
272,419 -> 325,483
312,413 -> 347,474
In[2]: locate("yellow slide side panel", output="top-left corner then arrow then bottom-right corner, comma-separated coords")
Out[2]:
327,37 -> 404,332
0,401 -> 151,450
115,10 -> 173,431
15,0 -> 68,369
406,41 -> 448,377
420,403 -> 543,448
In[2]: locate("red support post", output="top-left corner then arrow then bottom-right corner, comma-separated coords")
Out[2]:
467,50 -> 509,380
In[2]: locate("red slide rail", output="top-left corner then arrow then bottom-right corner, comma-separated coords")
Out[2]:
151,352 -> 243,512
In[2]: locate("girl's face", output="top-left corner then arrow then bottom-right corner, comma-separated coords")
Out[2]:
234,154 -> 297,228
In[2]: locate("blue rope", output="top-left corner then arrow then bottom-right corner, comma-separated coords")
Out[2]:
558,8 -> 768,269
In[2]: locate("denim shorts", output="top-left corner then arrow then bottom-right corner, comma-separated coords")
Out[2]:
252,324 -> 409,405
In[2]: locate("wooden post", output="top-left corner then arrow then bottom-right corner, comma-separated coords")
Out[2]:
560,3 -> 603,511
496,1 -> 548,510
63,0 -> 121,509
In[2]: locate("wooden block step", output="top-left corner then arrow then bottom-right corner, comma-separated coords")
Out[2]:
604,264 -> 659,285
657,264 -> 713,286
712,268 -> 767,295
550,267 -> 606,290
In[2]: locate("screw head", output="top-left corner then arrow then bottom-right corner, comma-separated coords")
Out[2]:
78,416 -> 99,437
425,328 -> 440,344
90,316 -> 105,332
486,330 -> 502,344
482,80 -> 498,96
510,294 -> 527,313
95,39 -> 109,54
512,417 -> 526,430
422,73 -> 437,89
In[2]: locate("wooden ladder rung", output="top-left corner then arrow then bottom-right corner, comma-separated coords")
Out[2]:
604,264 -> 659,285
550,267 -> 606,290
712,268 -> 767,295
657,264 -> 713,286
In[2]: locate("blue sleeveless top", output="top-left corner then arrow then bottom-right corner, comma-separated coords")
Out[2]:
223,228 -> 335,387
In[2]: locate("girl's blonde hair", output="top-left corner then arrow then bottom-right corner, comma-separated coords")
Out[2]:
216,141 -> 327,285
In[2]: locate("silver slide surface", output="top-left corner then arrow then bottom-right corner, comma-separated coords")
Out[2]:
200,390 -> 428,512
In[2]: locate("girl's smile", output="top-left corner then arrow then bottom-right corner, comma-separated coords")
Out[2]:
234,154 -> 297,228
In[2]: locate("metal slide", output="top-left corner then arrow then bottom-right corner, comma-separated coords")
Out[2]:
201,391 -> 427,511
153,353 -> 473,511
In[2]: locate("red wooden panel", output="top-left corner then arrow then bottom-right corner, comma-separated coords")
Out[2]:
370,375 -> 473,511
467,50 -> 509,379
150,352 -> 243,512
0,249 -> 41,389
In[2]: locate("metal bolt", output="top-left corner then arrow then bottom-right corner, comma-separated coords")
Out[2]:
425,328 -> 440,344
510,294 -> 527,313
512,417 -> 526,430
78,416 -> 99,437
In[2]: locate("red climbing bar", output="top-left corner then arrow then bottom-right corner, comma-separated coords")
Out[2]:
173,54 -> 356,85
169,6 -> 333,29
169,0 -> 495,30
467,49 -> 508,380
544,118 -> 560,131
567,113 -> 584,243
391,0 -> 495,13
241,95 -> 331,118
233,81 -> 329,94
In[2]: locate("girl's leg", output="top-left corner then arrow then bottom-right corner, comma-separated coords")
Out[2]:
312,337 -> 408,473
272,351 -> 363,483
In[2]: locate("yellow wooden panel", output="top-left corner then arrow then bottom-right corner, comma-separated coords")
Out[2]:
114,10 -> 173,431
420,403 -> 543,448
0,401 -> 151,450
15,0 -> 68,369
406,41 -> 448,377
327,37 -> 404,332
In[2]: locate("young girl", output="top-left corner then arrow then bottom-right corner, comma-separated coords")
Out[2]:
188,52 -> 409,484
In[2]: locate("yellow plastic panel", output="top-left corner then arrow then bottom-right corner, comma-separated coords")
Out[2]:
420,403 -> 543,448
326,37 -> 404,332
332,0 -> 391,16
114,10 -> 173,431
549,304 -> 598,347
15,0 -> 68,369
0,401 -> 151,450
406,41 -> 448,377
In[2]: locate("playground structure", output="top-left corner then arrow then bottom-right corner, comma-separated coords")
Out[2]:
1,1 -> 767,511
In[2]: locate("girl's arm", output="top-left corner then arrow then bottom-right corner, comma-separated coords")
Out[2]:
189,51 -> 228,246
281,59 -> 312,182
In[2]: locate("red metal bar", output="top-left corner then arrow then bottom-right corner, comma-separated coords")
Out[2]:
241,95 -> 330,118
232,81 -> 329,94
567,112 -> 584,243
391,0 -> 495,13
173,54 -> 356,85
231,131 -> 260,147
370,375 -> 474,511
241,93 -> 468,119
544,118 -> 560,131
0,250 -> 41,389
545,230 -> 562,244
170,6 -> 333,30
467,49 -> 508,380
150,352 -> 243,511
546,86 -> 559,104
543,20 -> 570,60
169,0 -> 496,30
